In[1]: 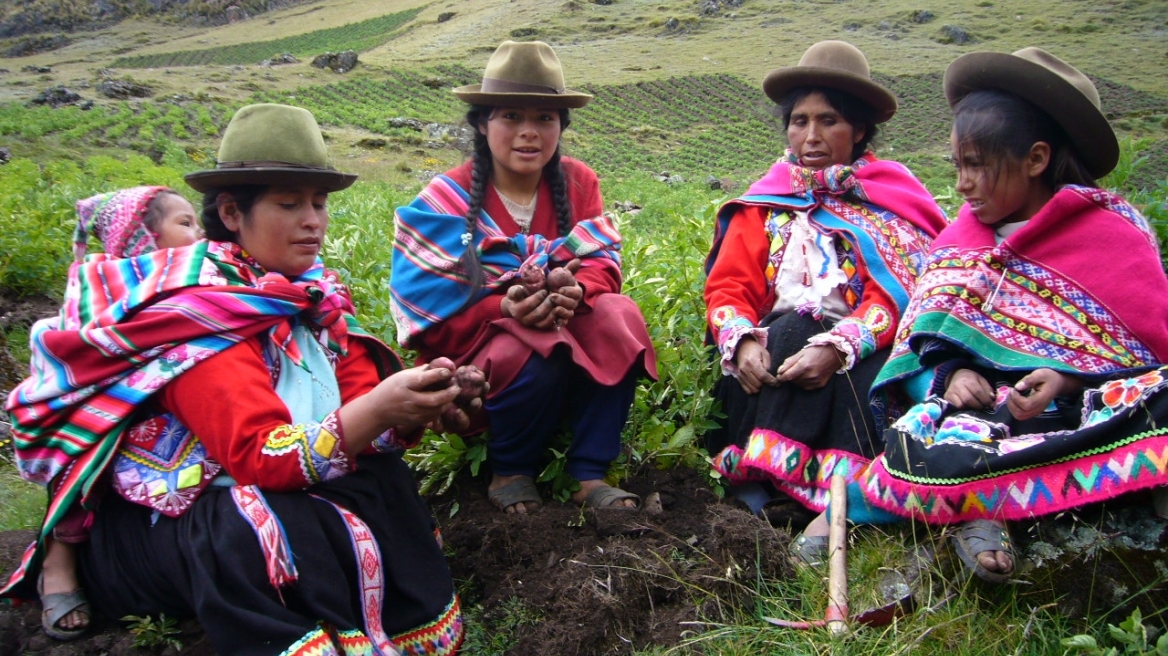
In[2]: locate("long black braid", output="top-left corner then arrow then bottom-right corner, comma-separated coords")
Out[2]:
459,105 -> 574,307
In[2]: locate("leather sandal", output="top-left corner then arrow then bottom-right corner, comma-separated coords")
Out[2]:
38,572 -> 90,641
951,519 -> 1015,584
581,485 -> 640,510
488,476 -> 542,513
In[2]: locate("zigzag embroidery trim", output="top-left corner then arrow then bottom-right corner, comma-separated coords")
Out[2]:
391,595 -> 464,656
279,626 -> 338,656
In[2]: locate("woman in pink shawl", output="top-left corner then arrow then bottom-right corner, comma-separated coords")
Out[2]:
704,41 -> 946,564
865,48 -> 1168,584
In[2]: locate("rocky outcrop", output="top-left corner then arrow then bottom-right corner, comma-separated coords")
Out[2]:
937,24 -> 974,44
0,0 -> 313,39
698,0 -> 743,15
260,52 -> 298,66
310,50 -> 358,73
95,79 -> 153,99
3,34 -> 70,57
29,86 -> 81,108
225,5 -> 248,22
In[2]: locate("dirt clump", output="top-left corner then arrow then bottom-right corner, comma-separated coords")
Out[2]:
434,466 -> 791,655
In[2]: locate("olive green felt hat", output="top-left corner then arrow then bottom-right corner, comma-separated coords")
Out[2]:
762,40 -> 898,123
944,47 -> 1118,179
185,104 -> 357,193
453,40 -> 592,109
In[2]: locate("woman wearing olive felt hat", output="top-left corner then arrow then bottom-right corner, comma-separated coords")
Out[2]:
865,48 -> 1168,585
185,102 -> 358,192
705,40 -> 947,566
8,102 -> 467,654
393,41 -> 657,516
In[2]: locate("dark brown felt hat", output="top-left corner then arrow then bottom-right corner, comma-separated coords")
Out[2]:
762,40 -> 898,123
185,104 -> 357,193
453,40 -> 592,109
944,47 -> 1118,179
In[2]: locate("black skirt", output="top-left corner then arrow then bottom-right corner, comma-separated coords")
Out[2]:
79,453 -> 461,656
710,311 -> 889,514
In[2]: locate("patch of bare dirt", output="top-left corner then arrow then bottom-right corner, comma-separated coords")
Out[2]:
0,467 -> 788,655
432,466 -> 791,655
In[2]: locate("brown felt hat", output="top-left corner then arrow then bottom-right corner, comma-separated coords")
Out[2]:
762,40 -> 897,123
944,47 -> 1118,179
185,104 -> 357,193
453,40 -> 592,109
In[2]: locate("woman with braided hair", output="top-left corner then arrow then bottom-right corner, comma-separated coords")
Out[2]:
392,41 -> 657,514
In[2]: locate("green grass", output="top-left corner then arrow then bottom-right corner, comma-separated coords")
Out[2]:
110,6 -> 423,68
0,453 -> 45,532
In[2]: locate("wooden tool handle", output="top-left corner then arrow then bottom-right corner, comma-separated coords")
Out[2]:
826,472 -> 849,635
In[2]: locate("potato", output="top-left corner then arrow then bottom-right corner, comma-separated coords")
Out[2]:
452,365 -> 488,407
546,266 -> 575,290
518,261 -> 546,294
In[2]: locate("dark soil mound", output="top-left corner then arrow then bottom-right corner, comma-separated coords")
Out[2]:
0,467 -> 788,655
433,466 -> 791,655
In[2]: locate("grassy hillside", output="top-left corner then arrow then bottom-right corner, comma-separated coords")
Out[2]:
1,3 -> 1167,654
0,0 -> 1166,192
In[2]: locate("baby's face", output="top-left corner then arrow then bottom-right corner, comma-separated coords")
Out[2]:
153,194 -> 202,249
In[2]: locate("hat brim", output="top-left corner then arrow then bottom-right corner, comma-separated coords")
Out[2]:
452,84 -> 592,109
944,52 -> 1118,179
762,66 -> 898,123
185,167 -> 358,193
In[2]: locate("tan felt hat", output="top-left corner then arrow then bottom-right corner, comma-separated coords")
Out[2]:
944,47 -> 1118,178
453,40 -> 592,109
762,40 -> 897,123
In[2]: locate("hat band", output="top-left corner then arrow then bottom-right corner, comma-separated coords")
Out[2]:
217,160 -> 335,171
480,77 -> 564,95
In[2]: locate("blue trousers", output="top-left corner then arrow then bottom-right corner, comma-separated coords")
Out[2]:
485,349 -> 637,482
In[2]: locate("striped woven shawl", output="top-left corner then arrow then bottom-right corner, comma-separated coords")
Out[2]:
5,240 -> 379,539
391,174 -> 622,348
706,151 -> 948,316
875,185 -> 1168,392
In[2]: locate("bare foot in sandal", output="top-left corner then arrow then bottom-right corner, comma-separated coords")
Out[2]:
976,547 -> 1014,575
40,537 -> 90,639
952,519 -> 1015,583
488,474 -> 542,514
573,480 -> 639,509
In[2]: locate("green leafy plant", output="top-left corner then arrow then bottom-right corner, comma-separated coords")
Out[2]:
402,430 -> 489,496
460,596 -> 542,655
536,444 -> 581,503
123,613 -> 183,651
1062,609 -> 1168,655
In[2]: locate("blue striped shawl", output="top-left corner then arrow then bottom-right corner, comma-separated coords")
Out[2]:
391,174 -> 622,347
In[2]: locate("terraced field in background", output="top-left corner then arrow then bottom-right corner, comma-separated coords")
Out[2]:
4,66 -> 1166,190
0,0 -> 1166,192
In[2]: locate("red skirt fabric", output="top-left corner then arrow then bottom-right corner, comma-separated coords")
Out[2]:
460,293 -> 658,399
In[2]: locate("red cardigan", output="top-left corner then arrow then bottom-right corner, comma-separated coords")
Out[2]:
705,204 -> 899,362
159,337 -> 393,491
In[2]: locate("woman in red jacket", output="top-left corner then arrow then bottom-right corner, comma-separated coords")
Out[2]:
392,41 -> 657,513
6,104 -> 466,655
704,41 -> 947,563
